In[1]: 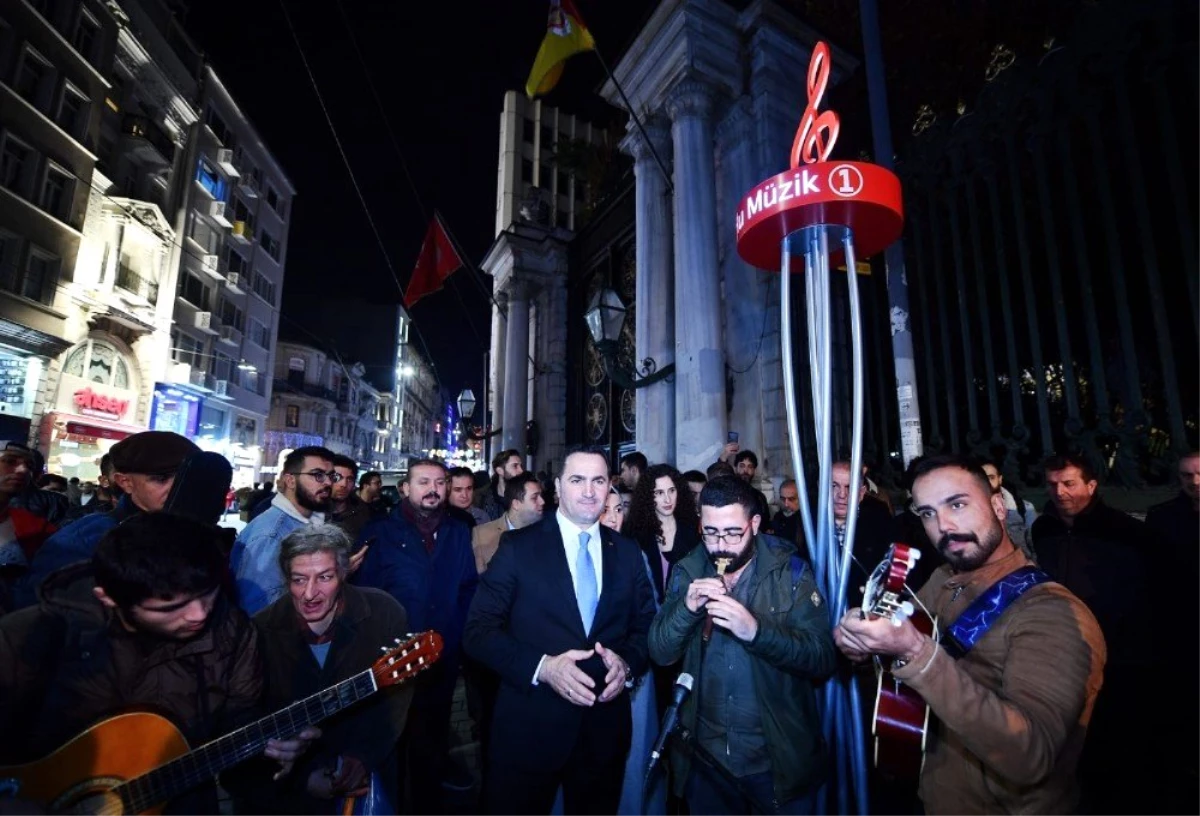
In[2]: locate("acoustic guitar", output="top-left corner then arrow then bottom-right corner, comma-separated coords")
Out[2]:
0,631 -> 443,815
862,543 -> 934,779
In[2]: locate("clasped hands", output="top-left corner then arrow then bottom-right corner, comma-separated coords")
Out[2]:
686,577 -> 758,641
539,642 -> 629,706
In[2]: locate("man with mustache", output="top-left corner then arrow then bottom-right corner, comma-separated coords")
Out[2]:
0,441 -> 56,613
649,476 -> 837,815
353,459 -> 477,815
232,446 -> 336,615
835,454 -> 1105,814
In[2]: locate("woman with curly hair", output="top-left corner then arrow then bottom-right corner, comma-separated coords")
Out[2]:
625,463 -> 701,607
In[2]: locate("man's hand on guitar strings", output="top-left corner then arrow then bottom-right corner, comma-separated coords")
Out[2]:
267,725 -> 322,780
834,610 -> 926,664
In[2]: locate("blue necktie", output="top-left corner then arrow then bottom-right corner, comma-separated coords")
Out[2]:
575,531 -> 598,634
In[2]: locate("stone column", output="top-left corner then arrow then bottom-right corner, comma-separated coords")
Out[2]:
501,281 -> 530,454
668,79 -> 726,471
621,119 -> 675,466
489,293 -> 508,458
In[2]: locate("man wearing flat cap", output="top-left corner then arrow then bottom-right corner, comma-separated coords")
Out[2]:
12,430 -> 199,609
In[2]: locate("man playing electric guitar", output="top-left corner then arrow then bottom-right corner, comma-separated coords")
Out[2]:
834,455 -> 1106,814
0,513 -> 318,813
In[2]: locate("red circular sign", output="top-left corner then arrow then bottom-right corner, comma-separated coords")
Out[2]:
734,161 -> 904,271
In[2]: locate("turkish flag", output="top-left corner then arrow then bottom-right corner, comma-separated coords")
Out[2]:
404,215 -> 463,308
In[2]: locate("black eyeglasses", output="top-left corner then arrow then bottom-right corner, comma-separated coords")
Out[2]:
700,528 -> 749,545
287,469 -> 342,484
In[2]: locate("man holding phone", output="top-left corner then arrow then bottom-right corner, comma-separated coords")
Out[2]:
718,433 -> 771,524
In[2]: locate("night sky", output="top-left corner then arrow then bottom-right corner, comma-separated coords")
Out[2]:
183,0 -> 655,404
181,0 -> 1106,408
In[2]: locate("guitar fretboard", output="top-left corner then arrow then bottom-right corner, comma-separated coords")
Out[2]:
113,670 -> 378,813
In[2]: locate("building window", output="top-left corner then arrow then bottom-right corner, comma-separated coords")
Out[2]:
520,158 -> 533,184
15,48 -> 52,110
285,405 -> 300,427
205,105 -> 233,147
208,351 -> 232,381
22,247 -> 58,304
0,135 -> 32,197
253,270 -> 276,305
179,272 -> 210,311
55,83 -> 88,141
62,338 -> 131,388
231,196 -> 254,233
72,8 -> 100,64
259,229 -> 280,262
194,157 -> 226,200
225,246 -> 248,276
170,330 -> 204,367
522,118 -> 534,145
40,163 -> 73,222
218,297 -> 243,331
540,123 -> 553,150
248,317 -> 270,349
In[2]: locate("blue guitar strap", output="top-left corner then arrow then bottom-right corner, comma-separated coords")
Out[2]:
940,566 -> 1052,659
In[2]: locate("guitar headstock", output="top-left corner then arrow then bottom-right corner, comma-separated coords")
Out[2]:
372,631 -> 444,688
863,542 -> 920,625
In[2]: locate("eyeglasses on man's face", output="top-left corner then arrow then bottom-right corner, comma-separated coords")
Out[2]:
288,469 -> 342,484
700,527 -> 749,546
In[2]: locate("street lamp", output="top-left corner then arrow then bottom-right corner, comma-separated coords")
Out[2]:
456,388 -> 476,421
456,387 -> 500,442
583,287 -> 674,389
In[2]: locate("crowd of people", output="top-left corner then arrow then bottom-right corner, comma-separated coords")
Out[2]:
0,428 -> 1195,815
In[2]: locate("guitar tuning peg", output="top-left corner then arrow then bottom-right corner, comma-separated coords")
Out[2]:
394,637 -> 402,644
380,646 -> 390,652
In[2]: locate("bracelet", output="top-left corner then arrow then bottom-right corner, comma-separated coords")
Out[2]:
917,642 -> 939,675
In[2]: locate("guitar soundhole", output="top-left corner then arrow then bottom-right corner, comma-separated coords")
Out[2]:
53,778 -> 125,815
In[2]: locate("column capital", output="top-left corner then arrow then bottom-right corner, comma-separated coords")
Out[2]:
620,117 -> 672,164
666,78 -> 716,123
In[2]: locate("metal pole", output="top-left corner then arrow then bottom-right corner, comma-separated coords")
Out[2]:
860,0 -> 924,468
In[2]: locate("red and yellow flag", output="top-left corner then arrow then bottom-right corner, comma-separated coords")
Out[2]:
525,0 -> 595,98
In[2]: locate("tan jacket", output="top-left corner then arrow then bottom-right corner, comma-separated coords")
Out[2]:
471,514 -> 509,573
894,546 -> 1106,815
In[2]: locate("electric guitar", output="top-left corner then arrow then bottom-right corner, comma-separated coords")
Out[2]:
862,543 -> 934,780
0,631 -> 443,815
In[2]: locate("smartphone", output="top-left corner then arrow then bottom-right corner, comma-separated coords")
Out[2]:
728,431 -> 739,444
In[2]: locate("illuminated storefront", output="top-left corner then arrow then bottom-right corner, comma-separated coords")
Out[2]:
42,338 -> 147,481
0,346 -> 44,443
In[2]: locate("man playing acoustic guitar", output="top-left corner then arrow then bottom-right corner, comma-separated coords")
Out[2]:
0,513 -> 317,814
834,455 -> 1105,814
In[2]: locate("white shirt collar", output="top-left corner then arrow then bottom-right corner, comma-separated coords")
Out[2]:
272,491 -> 325,524
556,509 -> 601,545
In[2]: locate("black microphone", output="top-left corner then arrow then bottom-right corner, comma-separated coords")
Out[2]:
646,672 -> 694,778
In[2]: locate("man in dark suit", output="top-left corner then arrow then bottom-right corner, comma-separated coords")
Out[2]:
464,448 -> 657,814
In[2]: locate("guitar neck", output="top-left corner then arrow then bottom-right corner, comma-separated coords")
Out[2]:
116,669 -> 379,812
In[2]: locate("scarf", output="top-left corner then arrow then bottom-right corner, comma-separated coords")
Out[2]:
400,501 -> 444,553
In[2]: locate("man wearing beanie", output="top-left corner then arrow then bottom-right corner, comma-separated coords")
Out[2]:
12,430 -> 199,609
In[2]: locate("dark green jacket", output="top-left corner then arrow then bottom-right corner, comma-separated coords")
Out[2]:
648,534 -> 837,803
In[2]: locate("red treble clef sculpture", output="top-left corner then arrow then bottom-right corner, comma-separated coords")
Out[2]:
790,41 -> 841,168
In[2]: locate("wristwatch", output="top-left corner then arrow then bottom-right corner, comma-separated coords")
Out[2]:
622,658 -> 635,689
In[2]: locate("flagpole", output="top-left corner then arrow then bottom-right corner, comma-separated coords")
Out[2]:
592,48 -> 673,193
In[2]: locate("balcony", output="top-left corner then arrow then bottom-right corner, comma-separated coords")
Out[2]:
120,115 -> 176,167
229,220 -> 252,245
114,265 -> 159,304
218,324 -> 242,347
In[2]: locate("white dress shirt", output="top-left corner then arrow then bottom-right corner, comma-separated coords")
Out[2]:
532,511 -> 605,685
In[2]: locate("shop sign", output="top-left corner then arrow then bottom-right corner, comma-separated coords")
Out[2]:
55,373 -> 137,423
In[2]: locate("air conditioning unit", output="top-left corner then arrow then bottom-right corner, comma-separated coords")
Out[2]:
225,272 -> 240,287
216,148 -> 239,177
194,311 -> 212,330
201,254 -> 221,278
214,379 -> 229,397
209,200 -> 232,227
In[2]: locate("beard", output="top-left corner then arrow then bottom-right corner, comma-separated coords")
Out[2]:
708,536 -> 757,574
936,520 -> 1003,571
296,483 -> 330,512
